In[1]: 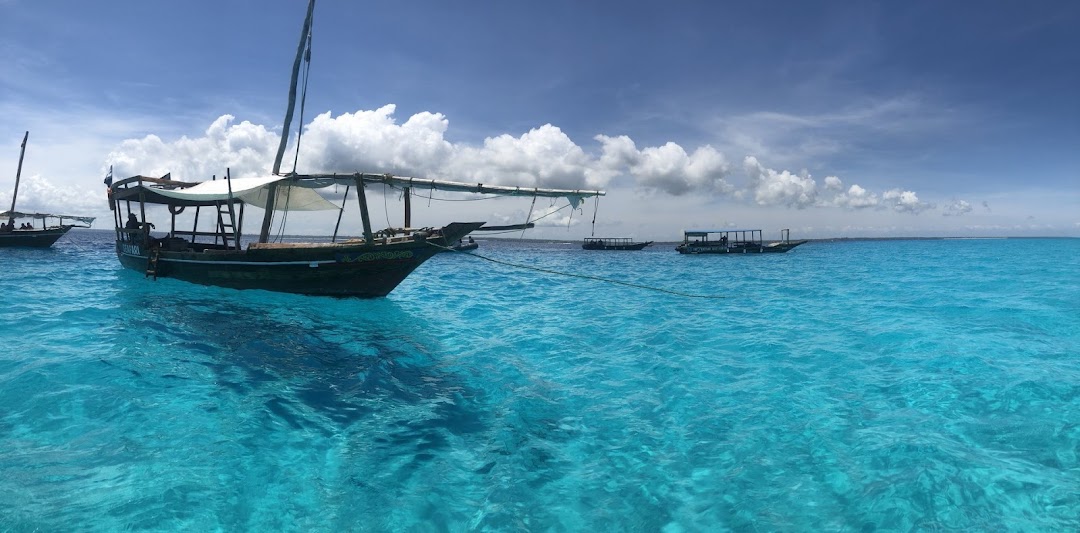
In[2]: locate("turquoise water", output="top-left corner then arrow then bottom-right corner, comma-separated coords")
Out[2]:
1,231 -> 1078,531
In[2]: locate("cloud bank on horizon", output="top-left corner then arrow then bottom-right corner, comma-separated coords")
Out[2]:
99,105 -> 944,217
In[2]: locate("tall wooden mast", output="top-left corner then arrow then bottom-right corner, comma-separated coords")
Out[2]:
7,131 -> 28,228
261,0 -> 316,243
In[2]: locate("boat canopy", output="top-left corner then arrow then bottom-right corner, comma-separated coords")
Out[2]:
113,175 -> 339,211
0,210 -> 96,226
684,229 -> 761,235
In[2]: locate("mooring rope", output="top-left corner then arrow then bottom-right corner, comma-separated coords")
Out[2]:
426,241 -> 726,299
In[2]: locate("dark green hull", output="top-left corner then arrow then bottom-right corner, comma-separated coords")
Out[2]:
116,223 -> 482,297
676,240 -> 807,254
582,241 -> 652,250
0,226 -> 73,248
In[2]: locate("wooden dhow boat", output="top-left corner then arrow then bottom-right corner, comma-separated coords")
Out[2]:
2,132 -> 94,248
675,229 -> 807,254
106,1 -> 603,298
107,173 -> 597,297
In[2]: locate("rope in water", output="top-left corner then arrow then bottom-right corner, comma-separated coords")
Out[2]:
428,241 -> 727,299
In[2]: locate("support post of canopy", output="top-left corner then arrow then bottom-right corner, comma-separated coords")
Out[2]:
354,174 -> 374,244
138,181 -> 150,247
404,186 -> 411,229
258,182 -> 277,243
332,185 -> 350,243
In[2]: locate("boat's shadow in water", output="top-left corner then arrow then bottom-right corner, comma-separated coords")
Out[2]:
107,284 -> 486,442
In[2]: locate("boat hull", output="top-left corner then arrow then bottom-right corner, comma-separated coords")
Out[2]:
0,226 -> 73,248
582,241 -> 652,250
116,223 -> 483,297
676,240 -> 807,254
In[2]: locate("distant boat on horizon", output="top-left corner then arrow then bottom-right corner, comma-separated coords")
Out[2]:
1,131 -> 95,248
451,237 -> 478,252
676,228 -> 807,254
582,237 -> 653,251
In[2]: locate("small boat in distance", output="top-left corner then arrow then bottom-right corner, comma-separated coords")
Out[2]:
2,131 -> 94,248
676,229 -> 807,254
452,237 -> 478,252
582,237 -> 653,250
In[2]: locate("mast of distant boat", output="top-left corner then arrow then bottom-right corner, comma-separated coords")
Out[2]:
260,0 -> 317,244
7,131 -> 28,229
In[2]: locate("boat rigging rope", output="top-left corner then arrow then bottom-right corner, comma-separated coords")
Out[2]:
383,183 -> 392,229
385,185 -> 580,232
522,194 -> 537,239
274,185 -> 294,242
290,15 -> 314,175
590,196 -> 599,237
426,241 -> 726,299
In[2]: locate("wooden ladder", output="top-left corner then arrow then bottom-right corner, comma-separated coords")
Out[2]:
145,247 -> 160,280
216,201 -> 236,249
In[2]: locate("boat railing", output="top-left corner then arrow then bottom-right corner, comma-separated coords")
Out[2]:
585,237 -> 637,246
682,229 -> 764,246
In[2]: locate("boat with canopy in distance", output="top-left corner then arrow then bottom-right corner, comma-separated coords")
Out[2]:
582,237 -> 652,250
675,228 -> 807,254
105,0 -> 604,298
2,131 -> 95,248
0,211 -> 96,248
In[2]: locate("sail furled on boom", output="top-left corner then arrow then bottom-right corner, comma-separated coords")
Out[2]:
292,173 -> 605,208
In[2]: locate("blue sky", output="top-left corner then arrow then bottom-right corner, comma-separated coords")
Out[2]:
2,0 -> 1077,239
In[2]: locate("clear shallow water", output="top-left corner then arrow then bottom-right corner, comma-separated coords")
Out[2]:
1,231 -> 1078,531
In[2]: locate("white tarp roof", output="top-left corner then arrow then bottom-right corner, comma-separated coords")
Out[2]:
151,176 -> 338,211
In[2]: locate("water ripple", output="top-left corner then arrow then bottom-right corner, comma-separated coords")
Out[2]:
1,232 -> 1078,530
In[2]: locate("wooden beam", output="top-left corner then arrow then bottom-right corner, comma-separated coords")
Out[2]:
354,175 -> 374,244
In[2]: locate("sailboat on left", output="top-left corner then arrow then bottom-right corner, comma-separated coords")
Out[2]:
1,131 -> 95,248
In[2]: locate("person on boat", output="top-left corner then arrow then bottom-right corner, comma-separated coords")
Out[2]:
0,222 -> 9,232
468,236 -> 474,244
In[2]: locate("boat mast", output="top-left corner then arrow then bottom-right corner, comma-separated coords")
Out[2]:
261,0 -> 316,244
7,131 -> 28,228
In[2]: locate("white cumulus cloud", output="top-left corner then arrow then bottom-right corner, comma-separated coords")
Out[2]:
104,115 -> 278,180
595,135 -> 730,195
743,156 -> 817,208
296,105 -> 453,177
101,107 -> 940,221
832,184 -> 880,209
449,124 -> 601,190
943,199 -> 973,216
883,189 -> 934,213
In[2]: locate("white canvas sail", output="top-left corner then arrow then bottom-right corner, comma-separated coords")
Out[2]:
149,176 -> 339,211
